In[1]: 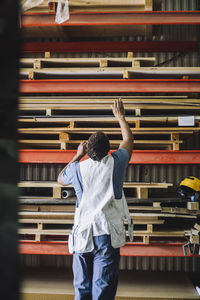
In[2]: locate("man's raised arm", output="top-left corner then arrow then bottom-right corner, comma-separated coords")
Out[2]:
111,99 -> 133,158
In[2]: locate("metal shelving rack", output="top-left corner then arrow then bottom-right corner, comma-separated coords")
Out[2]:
19,7 -> 200,258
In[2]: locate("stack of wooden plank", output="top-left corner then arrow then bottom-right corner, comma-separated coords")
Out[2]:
20,56 -> 200,80
21,0 -> 163,38
18,97 -> 200,150
18,53 -> 200,150
21,0 -> 161,14
18,51 -> 200,245
18,181 -> 200,244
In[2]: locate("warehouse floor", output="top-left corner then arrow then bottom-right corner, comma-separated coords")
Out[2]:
20,268 -> 199,300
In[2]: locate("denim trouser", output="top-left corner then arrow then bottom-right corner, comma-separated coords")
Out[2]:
73,234 -> 120,300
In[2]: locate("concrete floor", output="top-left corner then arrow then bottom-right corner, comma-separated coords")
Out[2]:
20,268 -> 199,300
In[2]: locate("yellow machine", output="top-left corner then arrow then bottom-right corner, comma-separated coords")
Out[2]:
177,176 -> 200,202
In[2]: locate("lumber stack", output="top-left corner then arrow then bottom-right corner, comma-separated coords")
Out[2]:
18,53 -> 200,150
21,0 -> 161,14
18,201 -> 199,244
18,181 -> 200,244
20,56 -> 200,80
18,50 -> 200,246
21,1 -> 162,38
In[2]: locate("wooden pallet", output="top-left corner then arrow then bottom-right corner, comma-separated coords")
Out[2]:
18,181 -> 173,199
22,0 -> 161,13
18,227 -> 186,244
18,199 -> 195,243
18,212 -> 185,244
20,67 -> 200,80
20,57 -> 155,69
19,97 -> 200,114
19,124 -> 200,150
19,200 -> 200,216
18,139 -> 183,150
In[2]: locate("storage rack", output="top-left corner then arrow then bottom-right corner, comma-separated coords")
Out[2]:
19,4 -> 200,259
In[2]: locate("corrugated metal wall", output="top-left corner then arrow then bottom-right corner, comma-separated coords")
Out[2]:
19,163 -> 200,197
20,254 -> 200,273
162,0 -> 198,10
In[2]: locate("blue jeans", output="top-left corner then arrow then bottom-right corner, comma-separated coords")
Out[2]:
73,234 -> 120,300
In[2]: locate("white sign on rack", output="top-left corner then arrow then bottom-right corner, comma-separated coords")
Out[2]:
178,116 -> 195,126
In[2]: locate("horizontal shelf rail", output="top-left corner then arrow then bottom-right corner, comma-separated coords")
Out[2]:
19,150 -> 200,164
20,79 -> 200,93
19,241 -> 197,257
21,11 -> 200,26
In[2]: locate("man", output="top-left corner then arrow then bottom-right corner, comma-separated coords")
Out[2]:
57,99 -> 133,300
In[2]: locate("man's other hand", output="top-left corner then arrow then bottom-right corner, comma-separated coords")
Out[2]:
77,141 -> 88,158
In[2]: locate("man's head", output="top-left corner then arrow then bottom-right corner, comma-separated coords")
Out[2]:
87,131 -> 110,161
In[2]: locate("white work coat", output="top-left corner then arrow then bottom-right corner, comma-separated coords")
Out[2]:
68,154 -> 133,253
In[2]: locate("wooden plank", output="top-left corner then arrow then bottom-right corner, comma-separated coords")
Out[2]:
147,224 -> 153,233
19,228 -> 71,235
20,57 -> 155,67
18,211 -> 195,219
19,96 -> 200,105
69,0 -> 147,8
19,139 -> 183,145
19,211 -> 75,219
18,127 -> 198,134
19,218 -> 74,224
153,202 -> 161,208
161,207 -> 200,215
129,205 -> 161,211
19,228 -> 185,237
19,205 -> 75,212
194,223 -> 200,231
19,204 -> 163,213
136,187 -> 148,199
18,181 -> 173,189
19,96 -> 198,104
143,235 -> 149,243
18,115 -> 200,123
124,67 -> 200,79
53,187 -> 61,199
23,0 -> 161,13
19,218 -> 164,225
187,202 -> 199,210
134,231 -> 186,237
19,101 -> 200,111
20,67 -> 200,79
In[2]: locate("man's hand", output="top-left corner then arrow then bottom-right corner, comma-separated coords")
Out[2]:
76,141 -> 88,158
111,99 -> 125,120
57,141 -> 87,185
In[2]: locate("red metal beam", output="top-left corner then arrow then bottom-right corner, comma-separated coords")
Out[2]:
21,11 -> 200,26
20,79 -> 200,94
22,41 -> 198,53
19,241 -> 197,257
19,150 -> 200,165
